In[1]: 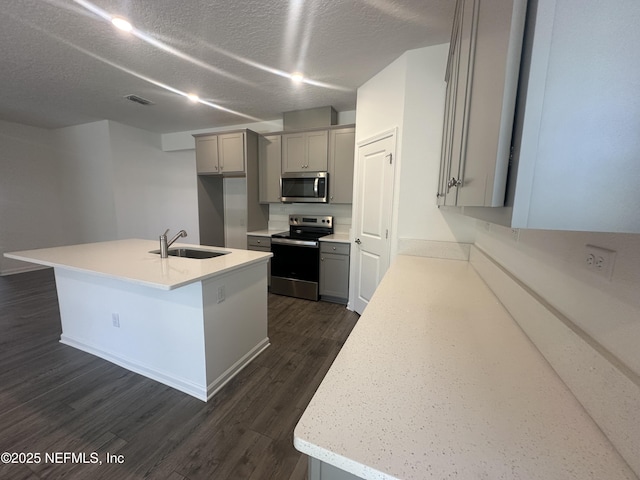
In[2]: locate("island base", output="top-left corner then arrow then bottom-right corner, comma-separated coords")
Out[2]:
54,262 -> 269,401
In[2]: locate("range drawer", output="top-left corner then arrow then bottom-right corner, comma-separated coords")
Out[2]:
320,242 -> 350,256
247,236 -> 271,250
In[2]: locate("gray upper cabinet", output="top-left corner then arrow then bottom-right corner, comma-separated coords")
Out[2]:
328,127 -> 355,204
438,0 -> 527,207
194,131 -> 246,175
259,135 -> 282,203
282,130 -> 329,172
217,132 -> 246,174
461,0 -> 640,233
195,135 -> 219,174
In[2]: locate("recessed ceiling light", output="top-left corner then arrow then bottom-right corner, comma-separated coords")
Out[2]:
111,16 -> 133,32
186,93 -> 200,102
290,72 -> 304,83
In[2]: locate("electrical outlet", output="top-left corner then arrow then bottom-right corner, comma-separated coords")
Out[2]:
217,285 -> 225,304
112,313 -> 120,328
584,245 -> 616,280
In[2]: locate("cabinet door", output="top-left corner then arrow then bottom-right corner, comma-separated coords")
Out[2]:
259,135 -> 282,203
320,251 -> 349,300
328,128 -> 355,203
282,133 -> 307,172
218,132 -> 245,174
439,0 -> 526,207
306,130 -> 329,171
282,131 -> 329,172
457,0 -> 526,207
195,136 -> 220,174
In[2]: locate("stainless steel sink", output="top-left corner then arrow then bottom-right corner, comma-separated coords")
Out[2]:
150,248 -> 229,259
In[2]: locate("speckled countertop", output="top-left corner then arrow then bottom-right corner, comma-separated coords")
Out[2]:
294,255 -> 637,480
319,233 -> 350,244
246,229 -> 288,237
5,239 -> 271,291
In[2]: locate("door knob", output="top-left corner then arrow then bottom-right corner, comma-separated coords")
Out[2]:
355,238 -> 362,245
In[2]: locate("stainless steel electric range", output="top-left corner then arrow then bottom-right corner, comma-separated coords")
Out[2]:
270,214 -> 333,301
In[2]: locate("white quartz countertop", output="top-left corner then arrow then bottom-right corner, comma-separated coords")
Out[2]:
319,233 -> 350,244
5,239 -> 272,291
294,255 -> 637,480
246,229 -> 288,237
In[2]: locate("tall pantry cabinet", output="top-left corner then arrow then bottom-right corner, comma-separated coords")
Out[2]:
194,129 -> 268,248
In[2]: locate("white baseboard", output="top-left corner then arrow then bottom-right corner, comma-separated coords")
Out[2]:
0,264 -> 49,276
205,338 -> 270,401
60,335 -> 269,402
470,245 -> 640,477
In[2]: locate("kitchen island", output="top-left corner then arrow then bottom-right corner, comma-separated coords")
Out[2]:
5,239 -> 272,401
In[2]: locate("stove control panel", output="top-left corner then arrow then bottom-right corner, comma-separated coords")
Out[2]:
289,215 -> 333,228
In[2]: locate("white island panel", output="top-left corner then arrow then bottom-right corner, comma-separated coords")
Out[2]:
56,268 -> 208,397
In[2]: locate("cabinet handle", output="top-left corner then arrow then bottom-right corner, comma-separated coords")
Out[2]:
447,177 -> 462,190
332,246 -> 336,250
321,257 -> 324,261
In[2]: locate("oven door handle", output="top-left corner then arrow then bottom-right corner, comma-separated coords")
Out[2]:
272,237 -> 319,248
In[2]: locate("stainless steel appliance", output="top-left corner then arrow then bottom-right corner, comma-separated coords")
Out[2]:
271,214 -> 333,301
280,172 -> 329,203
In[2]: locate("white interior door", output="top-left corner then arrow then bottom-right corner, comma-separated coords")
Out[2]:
351,131 -> 396,314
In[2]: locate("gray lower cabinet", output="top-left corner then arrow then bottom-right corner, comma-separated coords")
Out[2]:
319,242 -> 349,303
247,235 -> 271,285
308,458 -> 360,480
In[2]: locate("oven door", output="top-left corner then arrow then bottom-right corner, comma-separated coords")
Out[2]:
270,240 -> 320,300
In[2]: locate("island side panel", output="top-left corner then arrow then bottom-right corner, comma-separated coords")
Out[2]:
202,260 -> 270,399
54,268 -> 208,400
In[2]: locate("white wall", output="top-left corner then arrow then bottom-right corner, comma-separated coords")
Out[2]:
1,119 -> 200,274
398,46 -> 476,244
476,224 -> 640,377
53,120 -> 117,244
108,122 -> 199,243
0,120 -> 71,274
355,45 -> 476,261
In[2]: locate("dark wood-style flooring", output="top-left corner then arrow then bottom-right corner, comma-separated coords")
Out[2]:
0,268 -> 359,480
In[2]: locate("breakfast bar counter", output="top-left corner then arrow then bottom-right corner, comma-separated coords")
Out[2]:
5,239 -> 272,401
294,254 -> 637,479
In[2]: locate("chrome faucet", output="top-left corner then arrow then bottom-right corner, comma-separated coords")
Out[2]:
159,229 -> 187,258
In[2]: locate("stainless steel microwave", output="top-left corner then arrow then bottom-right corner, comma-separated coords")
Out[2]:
281,172 -> 329,203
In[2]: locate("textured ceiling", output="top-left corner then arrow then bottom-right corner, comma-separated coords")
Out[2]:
0,0 -> 454,133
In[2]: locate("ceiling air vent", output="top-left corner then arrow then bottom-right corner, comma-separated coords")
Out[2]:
124,94 -> 154,106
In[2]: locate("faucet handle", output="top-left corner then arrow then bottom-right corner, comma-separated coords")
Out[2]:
161,228 -> 170,238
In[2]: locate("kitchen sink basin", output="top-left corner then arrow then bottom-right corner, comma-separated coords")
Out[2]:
150,248 -> 229,259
